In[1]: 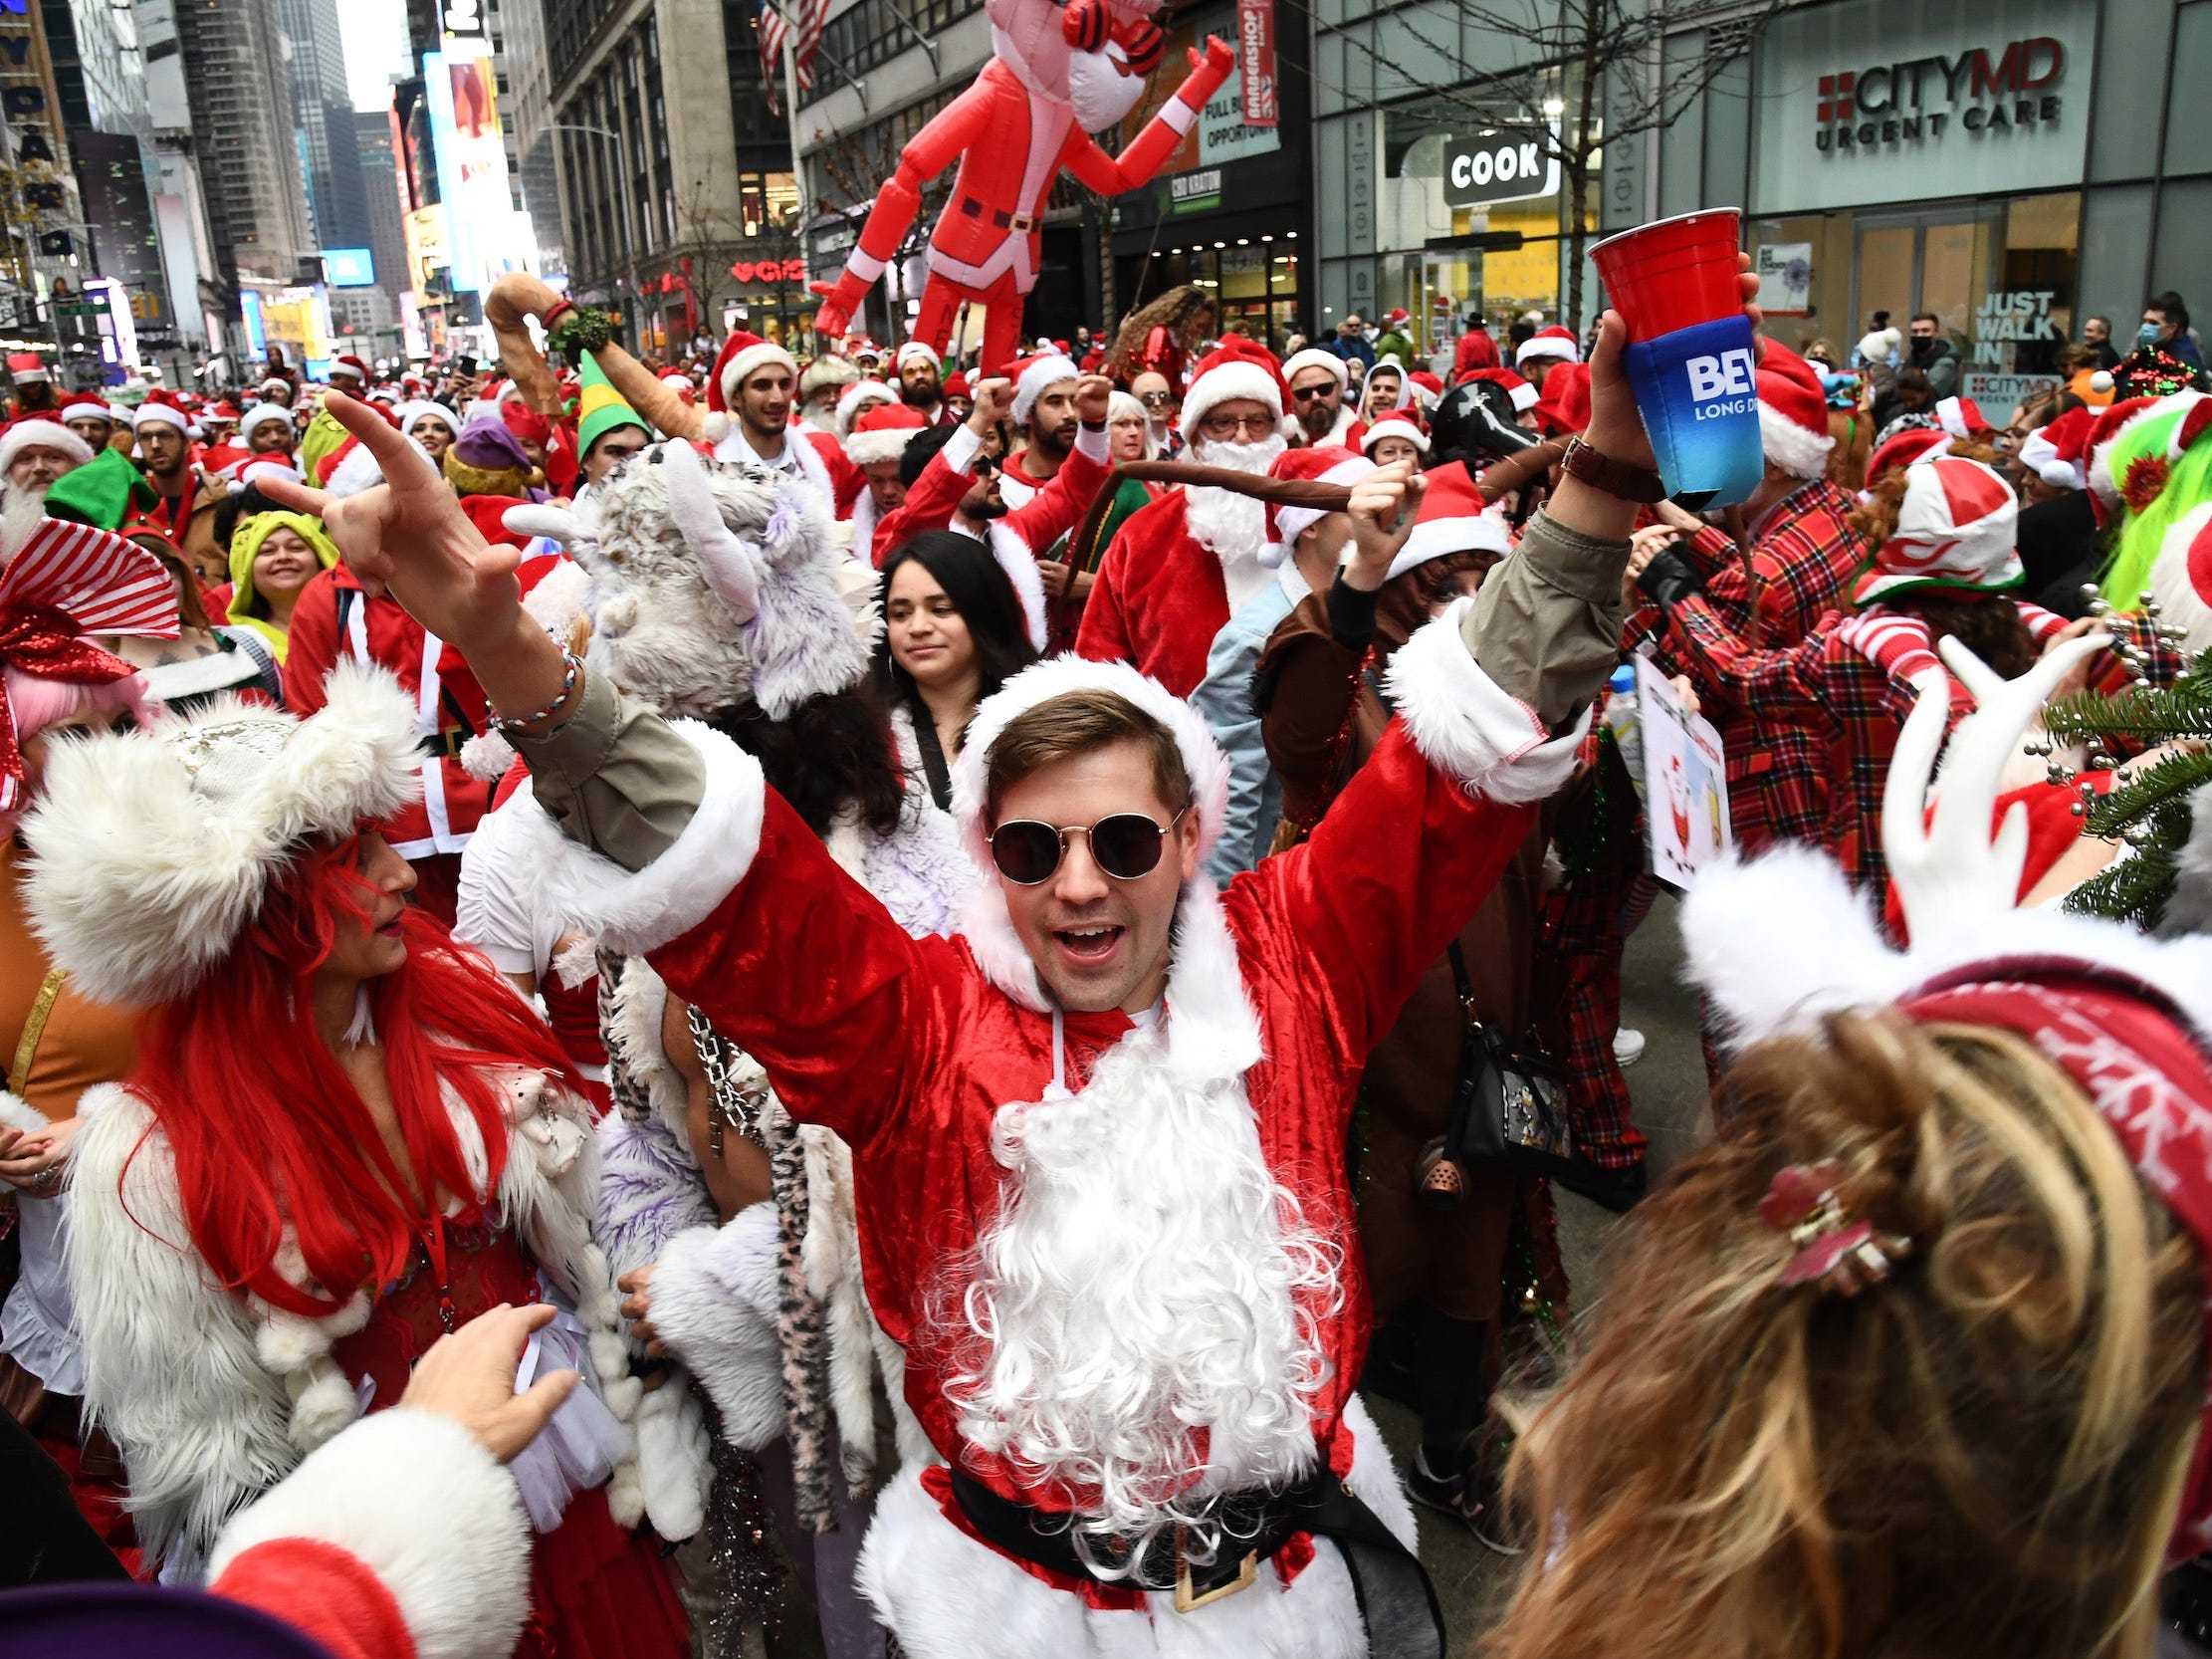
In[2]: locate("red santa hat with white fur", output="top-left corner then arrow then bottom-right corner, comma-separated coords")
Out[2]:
1386,460 -> 1513,582
2018,405 -> 2096,491
701,331 -> 799,443
1514,325 -> 1579,368
1359,412 -> 1432,457
845,400 -> 929,467
1177,338 -> 1288,443
1261,444 -> 1373,568
1752,340 -> 1835,480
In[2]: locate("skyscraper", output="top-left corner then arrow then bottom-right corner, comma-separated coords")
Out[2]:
276,0 -> 372,256
170,0 -> 318,294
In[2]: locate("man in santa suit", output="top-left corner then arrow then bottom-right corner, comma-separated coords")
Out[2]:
697,331 -> 862,517
295,266 -> 1722,1644
1075,340 -> 1291,696
999,351 -> 1081,509
1514,324 -> 1579,392
1282,348 -> 1364,447
845,398 -> 931,554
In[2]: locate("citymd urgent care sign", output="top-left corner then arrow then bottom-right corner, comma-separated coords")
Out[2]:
1750,0 -> 2094,215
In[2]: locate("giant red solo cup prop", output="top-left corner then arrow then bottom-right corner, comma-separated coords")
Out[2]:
1591,209 -> 1745,339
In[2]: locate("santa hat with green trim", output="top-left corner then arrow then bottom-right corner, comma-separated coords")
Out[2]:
575,350 -> 650,457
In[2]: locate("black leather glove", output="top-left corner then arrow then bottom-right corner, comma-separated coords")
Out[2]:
1636,546 -> 1704,612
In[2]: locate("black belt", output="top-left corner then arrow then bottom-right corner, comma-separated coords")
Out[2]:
418,728 -> 469,759
958,195 -> 1038,233
947,1464 -> 1446,1652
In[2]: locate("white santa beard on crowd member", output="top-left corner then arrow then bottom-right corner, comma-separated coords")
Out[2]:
1184,435 -> 1287,611
942,1028 -> 1339,1567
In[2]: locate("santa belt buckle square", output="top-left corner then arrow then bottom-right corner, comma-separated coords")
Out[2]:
1173,1526 -> 1258,1612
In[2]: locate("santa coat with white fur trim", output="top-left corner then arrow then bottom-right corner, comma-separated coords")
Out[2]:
1074,488 -> 1254,697
519,620 -> 1586,1654
64,1061 -> 640,1580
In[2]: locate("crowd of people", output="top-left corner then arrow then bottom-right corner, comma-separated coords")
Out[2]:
3,256 -> 2212,1659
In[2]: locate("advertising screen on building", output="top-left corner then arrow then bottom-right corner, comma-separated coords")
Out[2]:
422,43 -> 516,294
324,248 -> 376,288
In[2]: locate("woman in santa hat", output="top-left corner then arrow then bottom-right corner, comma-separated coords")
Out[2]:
24,663 -> 688,1656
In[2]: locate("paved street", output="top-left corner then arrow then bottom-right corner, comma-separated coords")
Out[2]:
1381,889 -> 1715,1652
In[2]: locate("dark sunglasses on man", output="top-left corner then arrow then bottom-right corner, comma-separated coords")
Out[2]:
1290,383 -> 1336,402
987,808 -> 1189,884
1138,390 -> 1176,407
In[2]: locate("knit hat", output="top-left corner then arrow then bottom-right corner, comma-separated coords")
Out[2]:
1532,361 -> 1592,436
834,377 -> 896,436
798,355 -> 861,400
21,658 -> 420,1006
1005,352 -> 1080,425
238,402 -> 294,445
2018,405 -> 2097,491
1462,366 -> 1537,413
1865,426 -> 1951,486
702,331 -> 798,443
444,411 -> 539,497
0,418 -> 93,477
1850,455 -> 2020,605
43,447 -> 156,529
576,351 -> 651,457
1515,325 -> 1579,367
1360,412 -> 1431,456
845,400 -> 928,467
1752,340 -> 1835,480
895,341 -> 941,371
1387,461 -> 1513,582
1179,338 -> 1287,442
1280,348 -> 1349,391
1261,444 -> 1372,568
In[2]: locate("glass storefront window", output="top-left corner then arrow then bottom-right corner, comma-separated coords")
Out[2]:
1129,237 -> 1302,354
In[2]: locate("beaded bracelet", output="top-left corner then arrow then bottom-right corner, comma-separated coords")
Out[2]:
488,645 -> 580,732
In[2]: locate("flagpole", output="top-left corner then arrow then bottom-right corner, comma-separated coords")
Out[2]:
776,0 -> 813,341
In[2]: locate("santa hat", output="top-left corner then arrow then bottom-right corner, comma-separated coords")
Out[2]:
943,370 -> 971,399
1850,455 -> 2020,605
1359,412 -> 1432,457
702,331 -> 799,443
131,391 -> 191,433
1383,308 -> 1411,328
834,377 -> 896,436
7,352 -> 49,384
1515,325 -> 1579,368
239,402 -> 295,444
21,660 -> 421,1006
236,455 -> 304,490
394,401 -> 456,444
0,419 -> 94,476
329,355 -> 371,384
502,405 -> 553,446
1754,340 -> 1835,480
2017,405 -> 2097,491
845,400 -> 928,466
659,370 -> 699,406
199,443 -> 253,480
895,341 -> 941,371
1865,426 -> 1951,486
2089,392 -> 2212,604
1933,395 -> 1991,440
60,399 -> 111,426
1408,370 -> 1444,410
1388,461 -> 1513,582
1280,348 -> 1349,391
1006,352 -> 1080,425
1262,444 -> 1373,568
257,375 -> 290,397
2086,394 -> 2173,511
1464,366 -> 1538,413
209,399 -> 243,421
1533,362 -> 1592,437
1179,339 -> 1287,442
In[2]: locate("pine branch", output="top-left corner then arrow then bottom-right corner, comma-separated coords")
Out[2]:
2045,659 -> 2212,742
2080,751 -> 2212,838
2064,840 -> 2181,930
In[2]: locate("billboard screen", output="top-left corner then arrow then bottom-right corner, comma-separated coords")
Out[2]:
422,43 -> 516,295
323,248 -> 376,287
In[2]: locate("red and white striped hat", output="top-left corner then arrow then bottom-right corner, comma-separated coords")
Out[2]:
1851,454 -> 2020,605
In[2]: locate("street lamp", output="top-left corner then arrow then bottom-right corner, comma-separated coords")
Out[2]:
545,121 -> 645,327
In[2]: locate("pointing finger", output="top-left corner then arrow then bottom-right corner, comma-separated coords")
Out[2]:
255,475 -> 336,519
318,390 -> 445,490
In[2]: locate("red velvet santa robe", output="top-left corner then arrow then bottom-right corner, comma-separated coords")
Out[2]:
1074,490 -> 1236,697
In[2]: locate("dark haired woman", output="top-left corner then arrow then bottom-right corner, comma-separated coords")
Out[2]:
874,529 -> 1039,812
31,665 -> 687,1655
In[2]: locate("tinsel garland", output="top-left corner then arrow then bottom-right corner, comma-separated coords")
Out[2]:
700,1439 -> 793,1657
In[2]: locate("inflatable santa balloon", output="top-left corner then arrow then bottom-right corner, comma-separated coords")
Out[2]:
809,0 -> 1234,371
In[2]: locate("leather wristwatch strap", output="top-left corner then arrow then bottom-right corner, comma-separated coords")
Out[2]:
1560,436 -> 1666,504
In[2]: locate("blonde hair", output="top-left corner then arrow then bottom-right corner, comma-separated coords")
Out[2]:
1483,1014 -> 2203,1659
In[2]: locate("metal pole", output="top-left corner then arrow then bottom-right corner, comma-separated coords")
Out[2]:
777,0 -> 813,343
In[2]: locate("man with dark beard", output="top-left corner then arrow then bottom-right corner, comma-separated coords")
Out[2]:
897,340 -> 948,424
1075,340 -> 1290,695
1281,348 -> 1362,447
1000,352 -> 1080,509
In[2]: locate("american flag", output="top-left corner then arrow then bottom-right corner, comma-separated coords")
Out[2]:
758,0 -> 830,114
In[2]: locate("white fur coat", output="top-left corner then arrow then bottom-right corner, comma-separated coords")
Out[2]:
65,1065 -> 640,1578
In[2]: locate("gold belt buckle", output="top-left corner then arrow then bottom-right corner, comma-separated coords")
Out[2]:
1172,1525 -> 1257,1612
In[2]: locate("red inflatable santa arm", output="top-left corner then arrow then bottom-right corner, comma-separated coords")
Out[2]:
811,40 -> 1233,342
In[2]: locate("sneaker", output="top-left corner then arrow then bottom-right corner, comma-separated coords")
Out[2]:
1613,1027 -> 1647,1066
1409,1445 -> 1528,1556
1407,1446 -> 1469,1522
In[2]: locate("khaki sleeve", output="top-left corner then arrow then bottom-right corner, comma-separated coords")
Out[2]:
506,666 -> 706,871
1459,508 -> 1630,731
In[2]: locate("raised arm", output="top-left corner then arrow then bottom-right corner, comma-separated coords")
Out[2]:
1003,376 -> 1114,549
871,378 -> 1015,567
1061,40 -> 1234,196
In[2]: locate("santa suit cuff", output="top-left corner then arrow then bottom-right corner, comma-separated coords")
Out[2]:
939,423 -> 984,475
1073,421 -> 1109,464
1383,597 -> 1591,806
649,1202 -> 785,1452
206,1408 -> 533,1659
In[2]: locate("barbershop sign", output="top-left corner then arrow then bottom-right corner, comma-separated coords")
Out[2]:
1751,0 -> 2093,215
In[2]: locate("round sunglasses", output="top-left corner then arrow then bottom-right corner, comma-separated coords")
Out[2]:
987,807 -> 1189,885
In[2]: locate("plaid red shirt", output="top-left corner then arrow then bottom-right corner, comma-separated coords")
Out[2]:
1623,477 -> 1871,852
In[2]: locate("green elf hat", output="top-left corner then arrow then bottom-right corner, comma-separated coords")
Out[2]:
44,446 -> 157,530
575,350 -> 650,458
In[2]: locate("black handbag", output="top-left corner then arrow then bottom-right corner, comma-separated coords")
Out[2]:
1440,942 -> 1579,1180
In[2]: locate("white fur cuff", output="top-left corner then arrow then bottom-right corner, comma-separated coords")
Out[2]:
541,718 -> 768,956
1383,600 -> 1590,805
650,1202 -> 784,1451
206,1408 -> 531,1659
1758,401 -> 1834,480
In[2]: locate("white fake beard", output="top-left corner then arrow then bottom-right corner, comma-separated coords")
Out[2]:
1068,44 -> 1146,130
943,1031 -> 1339,1567
1183,434 -> 1286,561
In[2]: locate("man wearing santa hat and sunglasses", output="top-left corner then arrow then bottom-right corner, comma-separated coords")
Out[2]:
278,257 -> 1758,1655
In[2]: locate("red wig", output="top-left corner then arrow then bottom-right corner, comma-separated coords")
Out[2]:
126,838 -> 580,1318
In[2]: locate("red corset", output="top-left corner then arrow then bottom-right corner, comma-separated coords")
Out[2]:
332,1220 -> 541,1408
